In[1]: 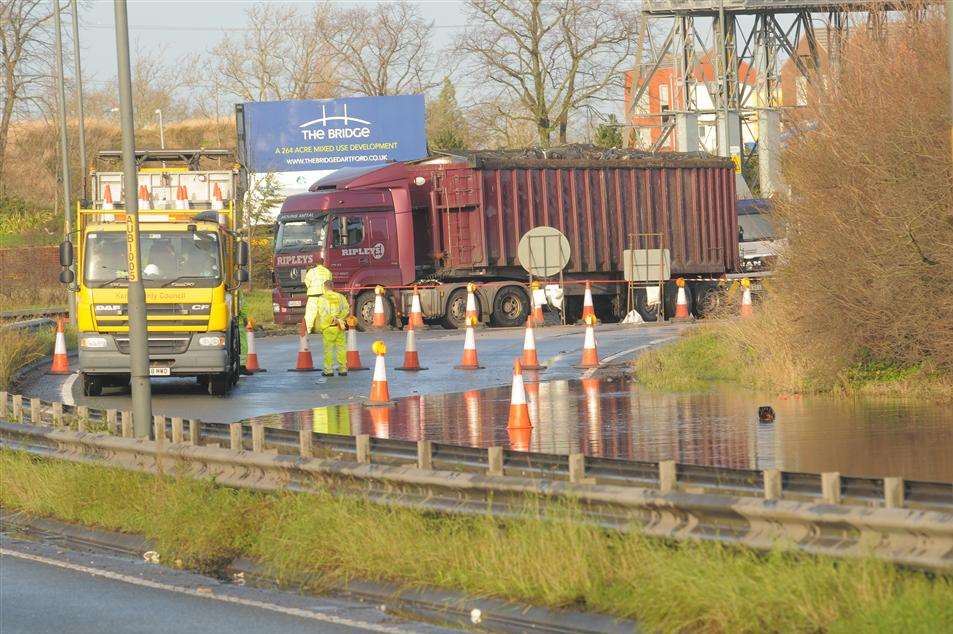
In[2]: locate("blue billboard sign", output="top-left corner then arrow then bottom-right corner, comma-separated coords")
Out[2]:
241,95 -> 427,173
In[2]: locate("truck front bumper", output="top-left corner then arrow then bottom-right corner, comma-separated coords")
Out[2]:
78,332 -> 228,376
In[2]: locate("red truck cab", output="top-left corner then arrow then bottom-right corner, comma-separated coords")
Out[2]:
272,164 -> 423,326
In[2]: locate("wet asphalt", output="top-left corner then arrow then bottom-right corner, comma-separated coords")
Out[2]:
21,321 -> 687,423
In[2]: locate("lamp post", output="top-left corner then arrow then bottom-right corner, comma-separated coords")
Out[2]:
155,108 -> 165,149
114,0 -> 153,437
53,0 -> 76,324
70,0 -> 88,205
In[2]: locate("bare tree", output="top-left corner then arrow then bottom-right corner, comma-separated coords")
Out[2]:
210,4 -> 338,103
457,0 -> 637,147
320,1 -> 439,96
0,0 -> 54,191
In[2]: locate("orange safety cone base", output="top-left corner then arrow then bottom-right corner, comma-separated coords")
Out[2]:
453,363 -> 485,370
347,364 -> 370,371
48,368 -> 71,375
287,367 -> 319,372
242,366 -> 267,374
396,365 -> 429,372
520,362 -> 546,371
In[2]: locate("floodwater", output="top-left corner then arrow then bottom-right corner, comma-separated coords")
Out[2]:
246,375 -> 953,482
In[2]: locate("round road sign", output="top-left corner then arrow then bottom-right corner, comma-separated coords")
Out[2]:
517,226 -> 571,277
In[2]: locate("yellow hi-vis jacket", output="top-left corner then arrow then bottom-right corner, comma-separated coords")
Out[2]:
304,264 -> 333,296
315,290 -> 350,332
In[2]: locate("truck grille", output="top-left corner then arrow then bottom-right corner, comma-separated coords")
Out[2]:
114,334 -> 191,356
275,268 -> 306,294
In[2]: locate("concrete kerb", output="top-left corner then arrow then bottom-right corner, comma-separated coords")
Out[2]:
0,509 -> 638,634
1,420 -> 951,573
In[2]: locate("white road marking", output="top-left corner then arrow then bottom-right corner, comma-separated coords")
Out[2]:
60,373 -> 77,406
582,337 -> 676,378
0,548 -> 417,634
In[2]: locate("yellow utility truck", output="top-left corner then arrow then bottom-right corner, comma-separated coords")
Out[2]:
59,149 -> 248,396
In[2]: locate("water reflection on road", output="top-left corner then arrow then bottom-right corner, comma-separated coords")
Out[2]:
246,375 -> 953,482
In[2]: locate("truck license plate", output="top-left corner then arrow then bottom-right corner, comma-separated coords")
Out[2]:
149,366 -> 171,377
288,300 -> 303,307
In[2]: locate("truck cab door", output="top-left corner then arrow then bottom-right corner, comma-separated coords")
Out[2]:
326,214 -> 370,286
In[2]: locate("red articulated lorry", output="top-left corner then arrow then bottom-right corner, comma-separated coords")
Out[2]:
271,148 -> 738,329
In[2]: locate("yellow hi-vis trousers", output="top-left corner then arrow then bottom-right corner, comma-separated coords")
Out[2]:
304,296 -> 321,333
321,327 -> 347,374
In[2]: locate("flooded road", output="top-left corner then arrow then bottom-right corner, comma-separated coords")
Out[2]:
249,376 -> 953,482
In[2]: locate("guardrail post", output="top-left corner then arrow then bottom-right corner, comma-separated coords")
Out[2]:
153,415 -> 167,444
0,391 -> 7,418
299,427 -> 313,458
763,469 -> 782,501
417,440 -> 433,470
12,395 -> 23,422
883,477 -> 905,509
821,472 -> 841,504
229,423 -> 243,452
659,460 -> 677,493
76,406 -> 88,432
251,423 -> 265,453
569,453 -> 586,483
121,411 -> 133,437
487,446 -> 503,476
356,434 -> 370,463
52,402 -> 64,427
171,417 -> 184,443
106,409 -> 118,434
188,420 -> 201,445
30,398 -> 41,425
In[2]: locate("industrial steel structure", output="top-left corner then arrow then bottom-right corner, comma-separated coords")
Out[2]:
628,0 -> 932,196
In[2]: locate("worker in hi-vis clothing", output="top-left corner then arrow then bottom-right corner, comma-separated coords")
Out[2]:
303,257 -> 333,334
315,279 -> 352,376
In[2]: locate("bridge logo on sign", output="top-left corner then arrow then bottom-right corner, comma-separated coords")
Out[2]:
341,242 -> 385,260
299,104 -> 372,141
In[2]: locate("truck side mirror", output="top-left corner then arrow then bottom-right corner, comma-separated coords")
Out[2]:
59,240 -> 74,266
237,241 -> 249,267
237,268 -> 249,283
59,268 -> 75,284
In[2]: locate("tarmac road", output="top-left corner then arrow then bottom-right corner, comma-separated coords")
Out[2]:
0,534 -> 459,634
19,321 -> 687,423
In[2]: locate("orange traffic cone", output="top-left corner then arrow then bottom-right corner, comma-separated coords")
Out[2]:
465,282 -> 480,325
396,325 -> 427,371
174,185 -> 189,210
581,281 -> 596,323
406,286 -> 425,330
367,340 -> 392,406
372,285 -> 388,329
288,320 -> 317,372
138,185 -> 151,210
740,278 -> 753,318
454,317 -> 484,370
673,278 -> 691,320
520,317 -> 545,370
102,184 -> 115,211
575,315 -> 600,369
508,425 -> 532,451
507,360 -> 532,429
211,182 -> 224,210
530,282 -> 545,325
244,317 -> 264,373
346,326 -> 369,371
49,318 -> 70,375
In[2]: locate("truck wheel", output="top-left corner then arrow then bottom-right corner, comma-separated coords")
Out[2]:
354,290 -> 393,331
634,288 -> 659,322
491,286 -> 529,328
442,288 -> 475,329
81,373 -> 103,397
207,374 -> 230,397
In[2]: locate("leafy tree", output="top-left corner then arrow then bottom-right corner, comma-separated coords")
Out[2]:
593,114 -> 623,148
427,78 -> 469,152
242,172 -> 284,290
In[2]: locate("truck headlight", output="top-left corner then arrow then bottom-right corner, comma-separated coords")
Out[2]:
80,336 -> 108,349
198,335 -> 226,348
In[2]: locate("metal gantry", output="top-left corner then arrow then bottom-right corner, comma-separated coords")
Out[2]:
629,0 -> 932,196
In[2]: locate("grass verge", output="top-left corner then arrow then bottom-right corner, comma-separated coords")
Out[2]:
2,450 -> 951,633
0,325 -> 75,390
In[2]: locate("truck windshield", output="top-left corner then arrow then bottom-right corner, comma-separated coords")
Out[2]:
84,231 -> 222,288
276,218 -> 325,250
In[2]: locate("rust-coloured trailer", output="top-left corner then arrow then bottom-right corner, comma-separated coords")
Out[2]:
412,155 -> 738,279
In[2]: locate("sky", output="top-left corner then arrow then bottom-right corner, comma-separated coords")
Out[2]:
77,0 -> 470,95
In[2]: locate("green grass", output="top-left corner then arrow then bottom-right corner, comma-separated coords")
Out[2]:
634,329 -> 751,392
243,288 -> 277,330
2,450 -> 951,633
0,325 -> 75,390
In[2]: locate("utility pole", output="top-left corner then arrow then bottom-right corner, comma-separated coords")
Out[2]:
53,0 -> 76,325
70,0 -> 88,205
155,109 -> 165,149
948,1 -> 953,171
114,0 -> 153,437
